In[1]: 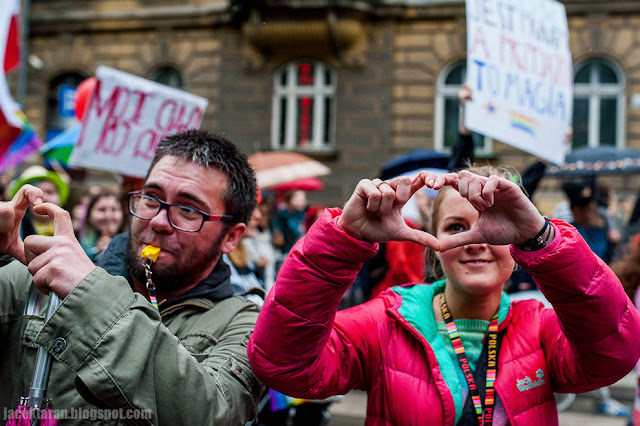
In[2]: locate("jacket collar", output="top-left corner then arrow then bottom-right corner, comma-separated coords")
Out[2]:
391,280 -> 512,334
97,232 -> 235,310
386,281 -> 512,425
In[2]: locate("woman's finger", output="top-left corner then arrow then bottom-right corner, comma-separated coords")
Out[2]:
481,176 -> 500,207
363,179 -> 383,212
457,173 -> 470,200
393,176 -> 412,207
438,229 -> 486,252
466,176 -> 487,212
376,181 -> 396,214
433,173 -> 459,190
400,227 -> 441,251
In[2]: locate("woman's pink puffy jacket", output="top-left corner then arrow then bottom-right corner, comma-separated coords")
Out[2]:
248,209 -> 640,425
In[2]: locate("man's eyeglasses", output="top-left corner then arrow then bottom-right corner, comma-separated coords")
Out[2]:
127,192 -> 233,232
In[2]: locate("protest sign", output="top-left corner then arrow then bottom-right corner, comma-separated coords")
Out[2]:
465,0 -> 572,164
69,66 -> 208,177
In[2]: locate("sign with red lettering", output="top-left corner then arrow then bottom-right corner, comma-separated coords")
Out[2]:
465,0 -> 572,164
69,66 -> 208,177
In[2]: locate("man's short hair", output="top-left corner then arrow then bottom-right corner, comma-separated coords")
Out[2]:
148,130 -> 257,225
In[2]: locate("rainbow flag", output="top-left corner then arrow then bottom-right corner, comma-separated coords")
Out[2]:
267,389 -> 308,412
0,0 -> 42,173
0,111 -> 41,171
40,123 -> 81,168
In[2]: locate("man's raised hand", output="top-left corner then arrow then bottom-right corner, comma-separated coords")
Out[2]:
24,203 -> 95,298
0,184 -> 44,264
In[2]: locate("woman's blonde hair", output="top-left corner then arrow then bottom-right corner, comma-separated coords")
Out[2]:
426,164 -> 524,281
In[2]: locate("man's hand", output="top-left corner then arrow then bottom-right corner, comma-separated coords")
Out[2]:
0,184 -> 44,264
24,203 -> 96,299
337,175 -> 440,250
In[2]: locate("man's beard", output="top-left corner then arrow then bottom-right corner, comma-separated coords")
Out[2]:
126,232 -> 226,293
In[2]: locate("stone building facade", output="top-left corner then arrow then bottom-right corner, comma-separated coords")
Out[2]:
15,0 -> 640,211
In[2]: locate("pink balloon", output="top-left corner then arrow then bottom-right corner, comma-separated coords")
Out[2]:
74,77 -> 97,121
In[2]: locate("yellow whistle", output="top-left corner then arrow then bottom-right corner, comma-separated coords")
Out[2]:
141,245 -> 161,263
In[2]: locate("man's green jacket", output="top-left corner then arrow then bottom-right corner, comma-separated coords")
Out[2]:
0,233 -> 263,425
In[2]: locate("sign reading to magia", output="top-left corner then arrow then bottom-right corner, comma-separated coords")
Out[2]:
465,0 -> 572,164
69,66 -> 208,177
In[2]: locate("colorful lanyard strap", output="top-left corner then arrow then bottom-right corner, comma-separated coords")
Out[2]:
440,292 -> 499,426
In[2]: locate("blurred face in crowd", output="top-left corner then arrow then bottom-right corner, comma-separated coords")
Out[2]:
244,206 -> 262,239
36,181 -> 61,206
127,155 -> 245,293
88,194 -> 124,237
289,190 -> 307,212
257,203 -> 271,229
434,188 -> 514,297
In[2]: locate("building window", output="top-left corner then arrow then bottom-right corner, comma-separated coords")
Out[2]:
434,61 -> 490,155
149,66 -> 184,89
46,73 -> 85,142
271,60 -> 336,151
572,58 -> 625,149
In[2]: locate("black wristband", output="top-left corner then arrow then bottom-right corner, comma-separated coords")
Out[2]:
514,217 -> 551,251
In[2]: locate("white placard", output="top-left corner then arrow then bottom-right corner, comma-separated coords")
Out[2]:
465,0 -> 572,164
69,66 -> 209,177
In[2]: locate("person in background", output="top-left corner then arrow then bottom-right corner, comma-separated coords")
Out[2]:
244,196 -> 278,292
271,189 -> 308,275
305,205 -> 324,233
79,190 -> 126,262
271,189 -> 307,255
611,239 -> 640,425
562,179 -> 632,417
71,184 -> 102,238
564,180 -> 613,261
8,165 -> 69,237
249,165 -> 640,425
226,203 -> 267,307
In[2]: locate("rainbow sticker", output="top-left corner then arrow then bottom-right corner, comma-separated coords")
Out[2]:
509,112 -> 539,136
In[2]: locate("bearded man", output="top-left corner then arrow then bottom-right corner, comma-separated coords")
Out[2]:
0,130 -> 263,425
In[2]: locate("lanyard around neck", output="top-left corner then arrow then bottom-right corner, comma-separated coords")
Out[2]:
439,292 -> 499,426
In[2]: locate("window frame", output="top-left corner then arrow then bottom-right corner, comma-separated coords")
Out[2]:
434,60 -> 492,155
271,60 -> 336,152
148,66 -> 185,90
572,57 -> 626,149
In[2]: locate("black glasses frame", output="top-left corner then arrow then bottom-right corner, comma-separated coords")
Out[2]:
127,192 -> 233,232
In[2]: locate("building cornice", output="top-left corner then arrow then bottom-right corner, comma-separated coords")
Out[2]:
30,3 -> 232,34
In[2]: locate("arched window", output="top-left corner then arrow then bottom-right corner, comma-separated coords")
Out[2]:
572,58 -> 625,148
434,61 -> 490,154
46,73 -> 85,141
271,60 -> 336,151
149,66 -> 184,89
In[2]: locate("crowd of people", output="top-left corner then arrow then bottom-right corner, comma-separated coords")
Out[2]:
0,127 -> 640,426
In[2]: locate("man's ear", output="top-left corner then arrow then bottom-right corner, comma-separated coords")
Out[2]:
221,223 -> 246,254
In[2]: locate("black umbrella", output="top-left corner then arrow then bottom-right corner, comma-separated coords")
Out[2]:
379,150 -> 449,180
546,146 -> 640,177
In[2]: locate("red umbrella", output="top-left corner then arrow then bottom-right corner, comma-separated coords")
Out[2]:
248,151 -> 330,188
270,177 -> 325,192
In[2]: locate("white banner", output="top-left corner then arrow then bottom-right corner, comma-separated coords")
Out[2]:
69,66 -> 208,177
465,0 -> 572,164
